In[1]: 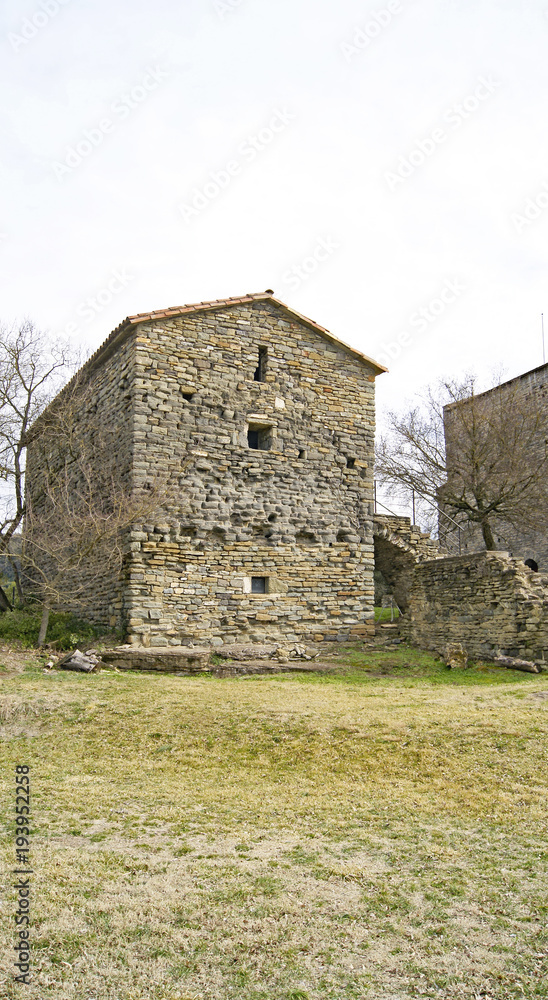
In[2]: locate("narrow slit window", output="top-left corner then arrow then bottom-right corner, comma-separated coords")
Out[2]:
253,346 -> 268,382
251,576 -> 268,593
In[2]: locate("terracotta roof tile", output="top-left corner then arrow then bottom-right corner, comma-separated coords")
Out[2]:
28,292 -> 386,438
83,291 -> 386,377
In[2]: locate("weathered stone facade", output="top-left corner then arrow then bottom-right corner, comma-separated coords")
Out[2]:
23,328 -> 137,628
403,550 -> 548,661
25,292 -> 385,645
443,362 -> 548,567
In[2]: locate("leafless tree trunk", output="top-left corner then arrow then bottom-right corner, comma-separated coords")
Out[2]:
37,600 -> 50,647
7,554 -> 25,605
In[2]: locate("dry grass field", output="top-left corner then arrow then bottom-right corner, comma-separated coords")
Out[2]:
1,644 -> 547,999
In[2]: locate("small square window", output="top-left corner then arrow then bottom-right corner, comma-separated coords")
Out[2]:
182,393 -> 194,402
346,457 -> 355,468
251,576 -> 267,593
247,424 -> 272,450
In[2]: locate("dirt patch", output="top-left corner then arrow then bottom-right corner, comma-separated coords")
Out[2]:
0,644 -> 43,674
0,691 -> 66,738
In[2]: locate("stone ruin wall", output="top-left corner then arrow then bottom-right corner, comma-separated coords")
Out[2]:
403,550 -> 548,661
126,301 -> 377,646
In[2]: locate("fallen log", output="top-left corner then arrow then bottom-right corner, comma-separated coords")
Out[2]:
57,649 -> 100,673
493,655 -> 542,674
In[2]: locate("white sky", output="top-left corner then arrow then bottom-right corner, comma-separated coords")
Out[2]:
2,0 -> 548,449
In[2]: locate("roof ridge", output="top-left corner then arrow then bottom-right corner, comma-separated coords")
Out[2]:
61,291 -> 388,395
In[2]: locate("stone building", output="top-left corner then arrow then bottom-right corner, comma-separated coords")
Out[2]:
442,362 -> 548,569
25,292 -> 386,646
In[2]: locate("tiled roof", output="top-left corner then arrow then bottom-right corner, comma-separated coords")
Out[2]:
82,290 -> 387,376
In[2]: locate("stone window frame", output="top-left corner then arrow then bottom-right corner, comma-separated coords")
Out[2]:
241,576 -> 287,596
245,414 -> 277,451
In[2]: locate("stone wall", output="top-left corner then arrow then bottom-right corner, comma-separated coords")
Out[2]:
24,332 -> 137,632
403,550 -> 548,661
126,299 -> 378,645
25,295 -> 382,645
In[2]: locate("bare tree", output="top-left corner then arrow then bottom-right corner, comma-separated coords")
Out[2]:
0,321 -> 76,611
0,320 -> 73,554
375,375 -> 548,550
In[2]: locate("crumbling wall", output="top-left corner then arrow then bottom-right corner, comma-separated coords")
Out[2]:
403,550 -> 548,661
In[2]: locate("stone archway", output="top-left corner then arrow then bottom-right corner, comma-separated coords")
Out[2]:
373,515 -> 441,611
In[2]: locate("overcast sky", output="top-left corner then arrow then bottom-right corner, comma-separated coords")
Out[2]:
2,0 -> 548,434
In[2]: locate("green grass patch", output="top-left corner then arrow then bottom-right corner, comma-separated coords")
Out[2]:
0,645 -> 547,998
373,606 -> 400,622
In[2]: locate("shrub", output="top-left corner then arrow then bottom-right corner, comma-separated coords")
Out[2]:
0,606 -> 108,649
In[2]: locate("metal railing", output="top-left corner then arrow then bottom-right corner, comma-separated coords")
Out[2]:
374,480 -> 463,555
